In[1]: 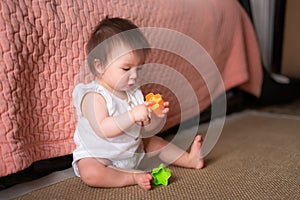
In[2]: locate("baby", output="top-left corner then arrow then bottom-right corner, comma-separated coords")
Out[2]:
72,17 -> 204,190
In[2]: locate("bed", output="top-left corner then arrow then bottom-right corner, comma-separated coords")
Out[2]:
0,0 -> 262,177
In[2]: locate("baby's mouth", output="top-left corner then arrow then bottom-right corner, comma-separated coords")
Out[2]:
127,84 -> 135,88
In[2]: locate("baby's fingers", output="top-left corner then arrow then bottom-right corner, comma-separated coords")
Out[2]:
144,101 -> 154,107
162,107 -> 169,114
163,101 -> 169,108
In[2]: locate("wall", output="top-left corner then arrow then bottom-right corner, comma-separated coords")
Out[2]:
250,0 -> 276,71
281,0 -> 300,78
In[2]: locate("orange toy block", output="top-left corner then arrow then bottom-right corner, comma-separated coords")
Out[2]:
145,93 -> 165,116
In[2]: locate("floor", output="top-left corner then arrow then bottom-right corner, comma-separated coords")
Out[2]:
3,108 -> 300,200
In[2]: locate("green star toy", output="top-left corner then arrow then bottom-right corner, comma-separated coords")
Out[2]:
151,163 -> 171,186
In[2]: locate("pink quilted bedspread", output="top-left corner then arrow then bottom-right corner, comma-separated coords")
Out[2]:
0,0 -> 262,176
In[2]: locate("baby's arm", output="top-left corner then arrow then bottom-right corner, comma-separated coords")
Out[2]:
81,92 -> 134,138
81,92 -> 150,138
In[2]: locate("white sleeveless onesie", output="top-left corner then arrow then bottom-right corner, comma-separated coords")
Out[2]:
72,81 -> 145,176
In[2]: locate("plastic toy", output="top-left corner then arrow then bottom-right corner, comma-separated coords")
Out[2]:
145,93 -> 165,116
151,163 -> 171,186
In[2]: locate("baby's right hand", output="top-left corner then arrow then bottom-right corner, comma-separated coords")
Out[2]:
130,103 -> 150,122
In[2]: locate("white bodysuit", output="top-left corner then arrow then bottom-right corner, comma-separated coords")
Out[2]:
72,81 -> 145,176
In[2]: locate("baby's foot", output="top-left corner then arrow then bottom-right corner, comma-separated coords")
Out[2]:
133,173 -> 152,190
189,135 -> 204,169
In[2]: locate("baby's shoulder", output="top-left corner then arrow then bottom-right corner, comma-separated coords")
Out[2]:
74,81 -> 106,95
81,91 -> 107,109
73,81 -> 109,102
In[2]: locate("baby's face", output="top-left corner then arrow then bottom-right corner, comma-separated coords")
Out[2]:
100,50 -> 145,91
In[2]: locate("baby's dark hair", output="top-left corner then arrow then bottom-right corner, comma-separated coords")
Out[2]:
86,17 -> 151,77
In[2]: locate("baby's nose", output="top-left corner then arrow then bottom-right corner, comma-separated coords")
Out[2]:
129,68 -> 137,79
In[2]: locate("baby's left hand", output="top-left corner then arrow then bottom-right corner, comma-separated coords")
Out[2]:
151,101 -> 169,118
160,101 -> 169,115
141,101 -> 169,127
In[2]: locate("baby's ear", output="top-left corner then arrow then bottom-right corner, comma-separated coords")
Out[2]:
94,59 -> 105,75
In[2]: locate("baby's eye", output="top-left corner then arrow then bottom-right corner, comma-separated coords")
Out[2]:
122,67 -> 131,71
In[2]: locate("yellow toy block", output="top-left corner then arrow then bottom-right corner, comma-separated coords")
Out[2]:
145,93 -> 165,116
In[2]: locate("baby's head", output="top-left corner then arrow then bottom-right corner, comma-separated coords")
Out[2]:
86,17 -> 150,77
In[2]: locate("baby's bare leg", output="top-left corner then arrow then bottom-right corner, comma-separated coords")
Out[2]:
77,158 -> 152,190
143,135 -> 204,169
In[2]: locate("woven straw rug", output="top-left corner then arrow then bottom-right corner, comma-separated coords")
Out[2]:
2,110 -> 300,200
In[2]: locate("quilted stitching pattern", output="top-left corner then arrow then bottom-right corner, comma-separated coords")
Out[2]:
0,0 -> 89,176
